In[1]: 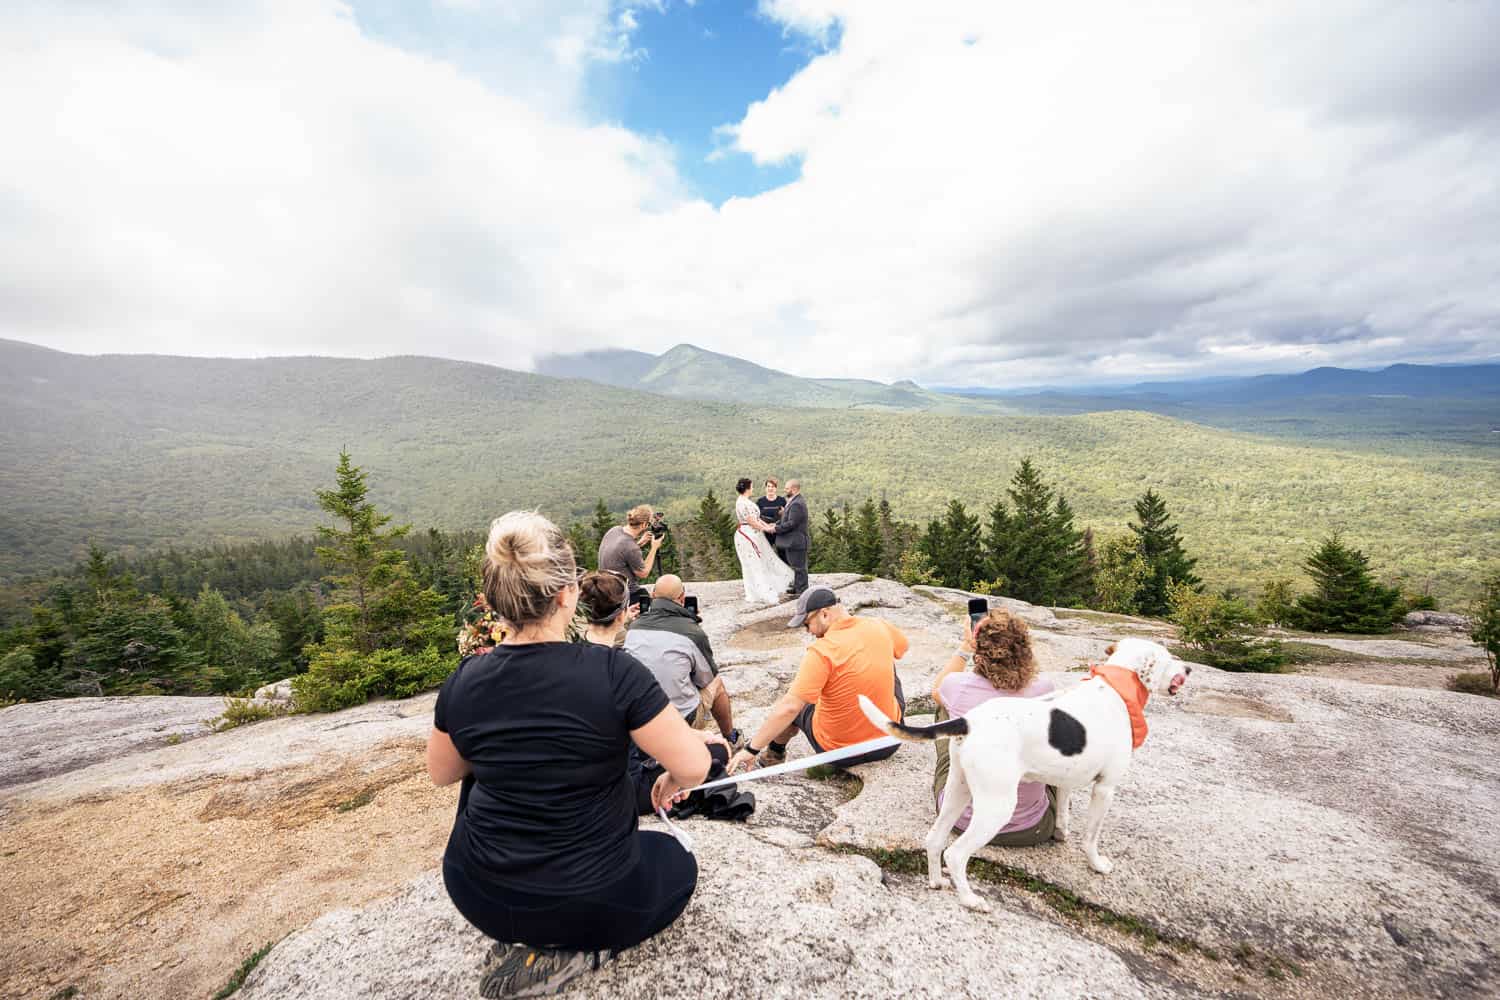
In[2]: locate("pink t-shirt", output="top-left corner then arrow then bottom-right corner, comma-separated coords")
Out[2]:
937,672 -> 1055,833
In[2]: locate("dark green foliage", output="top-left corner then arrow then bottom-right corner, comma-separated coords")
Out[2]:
1129,489 -> 1200,616
292,452 -> 454,713
1255,578 -> 1298,628
1293,533 -> 1404,633
986,460 -> 1093,606
589,500 -> 615,555
1093,534 -> 1149,615
812,507 -> 851,573
850,499 -> 884,575
188,586 -> 281,694
1170,582 -> 1287,672
1471,571 -> 1500,693
919,500 -> 984,590
694,492 -> 736,561
565,523 -> 596,571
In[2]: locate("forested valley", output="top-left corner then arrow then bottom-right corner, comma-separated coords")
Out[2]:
1,449 -> 1461,706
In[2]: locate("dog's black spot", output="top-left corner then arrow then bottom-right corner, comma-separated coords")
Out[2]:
1048,709 -> 1087,757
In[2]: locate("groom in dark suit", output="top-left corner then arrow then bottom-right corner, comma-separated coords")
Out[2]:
773,479 -> 810,597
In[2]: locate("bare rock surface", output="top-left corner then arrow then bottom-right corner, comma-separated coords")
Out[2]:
4,574 -> 1498,999
238,822 -> 1157,1000
1287,634 -> 1479,662
0,695 -> 216,791
822,664 -> 1500,999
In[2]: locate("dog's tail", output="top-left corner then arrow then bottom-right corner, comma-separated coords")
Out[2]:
858,693 -> 969,742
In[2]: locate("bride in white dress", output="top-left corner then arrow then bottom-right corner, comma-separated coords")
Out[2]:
732,477 -> 794,605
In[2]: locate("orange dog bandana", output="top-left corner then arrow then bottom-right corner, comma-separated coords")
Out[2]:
1088,663 -> 1149,749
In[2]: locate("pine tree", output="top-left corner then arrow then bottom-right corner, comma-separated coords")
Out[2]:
1052,496 -> 1094,607
1470,571 -> 1500,693
1294,533 -> 1403,633
294,451 -> 454,712
918,500 -> 983,589
565,523 -> 597,571
693,492 -> 736,561
850,498 -> 884,575
876,497 -> 907,578
1128,489 -> 1200,616
982,499 -> 1012,587
589,500 -> 615,553
812,507 -> 851,573
994,459 -> 1060,604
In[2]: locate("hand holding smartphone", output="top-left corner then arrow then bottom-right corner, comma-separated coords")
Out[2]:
684,595 -> 699,616
967,597 -> 989,632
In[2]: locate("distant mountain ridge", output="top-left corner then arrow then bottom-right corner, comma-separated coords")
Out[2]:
945,362 -> 1500,402
0,338 -> 1494,603
535,343 -> 1002,413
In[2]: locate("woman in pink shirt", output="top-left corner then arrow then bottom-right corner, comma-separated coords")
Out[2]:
930,610 -> 1058,846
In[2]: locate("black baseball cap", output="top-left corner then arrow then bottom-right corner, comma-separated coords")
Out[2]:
787,587 -> 839,628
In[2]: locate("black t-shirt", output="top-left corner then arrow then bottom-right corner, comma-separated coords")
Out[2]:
756,495 -> 786,528
435,642 -> 670,893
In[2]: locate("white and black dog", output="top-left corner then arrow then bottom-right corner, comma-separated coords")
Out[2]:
859,637 -> 1190,912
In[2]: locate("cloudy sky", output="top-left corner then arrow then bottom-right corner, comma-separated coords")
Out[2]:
3,0 -> 1498,387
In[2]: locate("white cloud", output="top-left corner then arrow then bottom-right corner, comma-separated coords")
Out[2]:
1,0 -> 1497,386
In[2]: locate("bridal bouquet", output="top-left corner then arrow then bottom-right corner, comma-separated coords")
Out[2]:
457,594 -> 508,657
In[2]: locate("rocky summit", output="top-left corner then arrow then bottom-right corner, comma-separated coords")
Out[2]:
2,576 -> 1496,1000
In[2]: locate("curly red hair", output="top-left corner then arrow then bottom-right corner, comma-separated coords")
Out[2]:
973,610 -> 1037,692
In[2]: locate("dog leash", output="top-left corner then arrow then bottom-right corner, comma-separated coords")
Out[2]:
653,736 -> 901,853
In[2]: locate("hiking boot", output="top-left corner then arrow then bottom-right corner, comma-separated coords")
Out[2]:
478,941 -> 614,998
756,746 -> 786,768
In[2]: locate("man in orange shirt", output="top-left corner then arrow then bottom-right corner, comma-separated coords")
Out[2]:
727,587 -> 907,773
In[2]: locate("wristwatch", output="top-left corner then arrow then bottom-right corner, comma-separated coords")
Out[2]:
954,648 -> 974,664
746,744 -> 764,756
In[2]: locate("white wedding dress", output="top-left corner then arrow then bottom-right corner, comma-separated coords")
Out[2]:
734,495 -> 794,605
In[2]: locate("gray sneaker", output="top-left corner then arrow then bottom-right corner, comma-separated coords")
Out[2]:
478,941 -> 614,998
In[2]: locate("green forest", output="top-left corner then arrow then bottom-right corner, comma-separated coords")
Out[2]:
2,340 -> 1496,607
2,447 -> 1462,704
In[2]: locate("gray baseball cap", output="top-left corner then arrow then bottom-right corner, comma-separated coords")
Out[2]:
787,587 -> 839,628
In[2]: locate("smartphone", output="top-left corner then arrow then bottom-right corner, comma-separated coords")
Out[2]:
635,591 -> 652,614
684,595 -> 699,616
967,597 -> 989,631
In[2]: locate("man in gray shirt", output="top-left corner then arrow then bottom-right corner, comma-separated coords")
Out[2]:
597,504 -> 662,598
624,575 -> 741,748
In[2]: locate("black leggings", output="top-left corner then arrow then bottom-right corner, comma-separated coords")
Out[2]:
442,831 -> 698,953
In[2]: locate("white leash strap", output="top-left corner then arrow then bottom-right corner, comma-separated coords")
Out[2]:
689,735 -> 900,793
654,735 -> 901,853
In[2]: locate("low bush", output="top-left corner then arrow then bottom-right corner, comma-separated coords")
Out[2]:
290,645 -> 453,713
210,697 -> 287,732
1447,672 -> 1498,698
1169,582 -> 1288,673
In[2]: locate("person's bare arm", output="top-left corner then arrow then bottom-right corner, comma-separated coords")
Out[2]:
636,535 -> 662,578
426,727 -> 471,786
632,704 -> 711,810
727,691 -> 805,773
931,619 -> 978,707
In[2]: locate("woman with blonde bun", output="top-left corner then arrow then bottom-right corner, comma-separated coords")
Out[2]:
426,512 -> 710,996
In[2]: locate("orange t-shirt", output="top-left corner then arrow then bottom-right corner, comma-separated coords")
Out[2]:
789,616 -> 908,750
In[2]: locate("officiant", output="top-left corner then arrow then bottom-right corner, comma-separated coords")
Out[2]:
756,478 -> 788,562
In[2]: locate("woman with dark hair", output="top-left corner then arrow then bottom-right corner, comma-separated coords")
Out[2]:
426,513 -> 711,997
929,609 -> 1059,846
732,477 -> 792,605
578,570 -> 636,647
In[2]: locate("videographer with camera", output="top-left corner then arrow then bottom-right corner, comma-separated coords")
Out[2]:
597,504 -> 664,601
